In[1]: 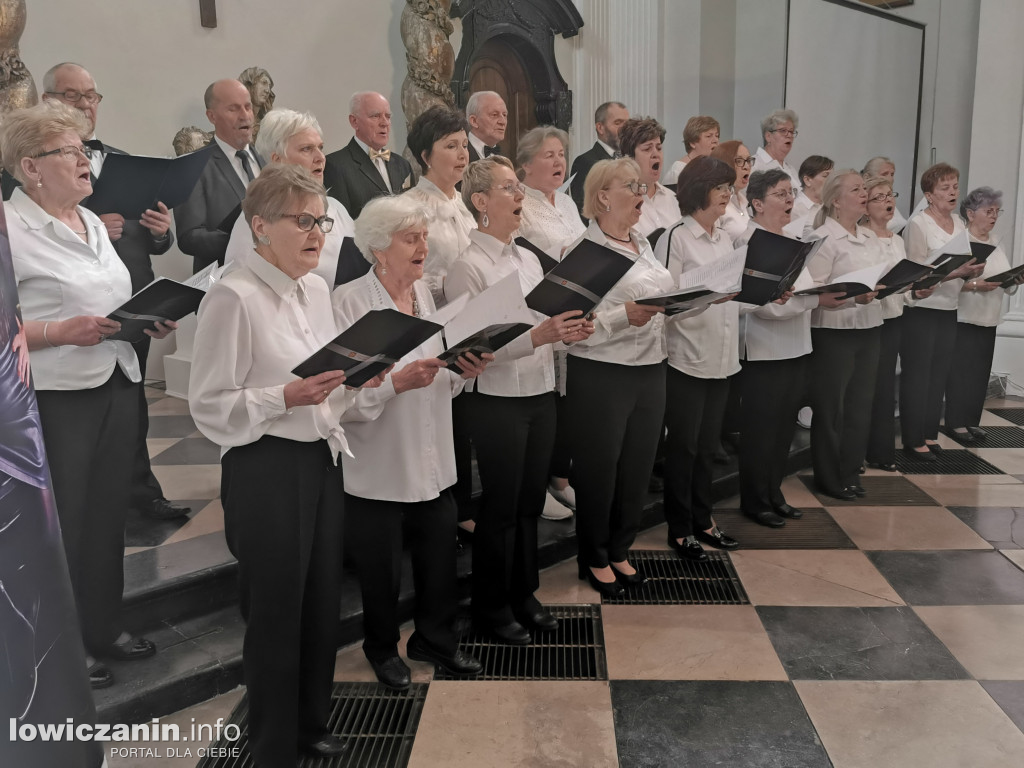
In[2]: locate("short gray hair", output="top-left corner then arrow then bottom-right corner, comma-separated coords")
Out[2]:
516,125 -> 569,168
0,101 -> 91,184
354,195 -> 430,265
760,108 -> 799,145
242,164 -> 327,245
862,156 -> 894,177
462,156 -> 515,221
349,91 -> 384,117
254,109 -> 322,162
466,90 -> 502,118
595,101 -> 627,125
41,62 -> 88,94
960,186 -> 1002,219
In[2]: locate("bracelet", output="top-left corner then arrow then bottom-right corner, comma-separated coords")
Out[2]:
43,322 -> 54,347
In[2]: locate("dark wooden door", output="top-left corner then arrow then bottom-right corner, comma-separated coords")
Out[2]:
468,37 -> 536,165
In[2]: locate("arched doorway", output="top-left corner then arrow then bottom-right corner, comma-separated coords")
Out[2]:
468,37 -> 537,163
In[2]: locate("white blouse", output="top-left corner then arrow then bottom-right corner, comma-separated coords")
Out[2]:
517,185 -> 585,260
189,254 -> 353,461
959,235 -> 1013,327
904,211 -> 968,311
406,176 -> 476,306
223,196 -> 355,290
566,221 -> 674,367
806,217 -> 890,330
445,230 -> 555,397
791,192 -> 819,222
754,147 -> 800,189
719,190 -> 750,244
656,215 -> 740,379
7,188 -> 140,390
866,230 -> 908,320
334,271 -> 466,503
664,159 -> 687,186
636,183 -> 682,238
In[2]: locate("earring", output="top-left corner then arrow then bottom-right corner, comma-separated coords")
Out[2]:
36,178 -> 42,188
481,212 -> 489,228
605,204 -> 611,212
257,234 -> 270,245
379,262 -> 387,276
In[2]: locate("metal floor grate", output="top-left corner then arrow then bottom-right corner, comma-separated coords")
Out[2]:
894,448 -> 1005,475
800,474 -> 940,505
711,509 -> 855,548
987,408 -> 1024,427
945,426 -> 1024,449
600,550 -> 749,606
196,682 -> 428,768
437,604 -> 606,681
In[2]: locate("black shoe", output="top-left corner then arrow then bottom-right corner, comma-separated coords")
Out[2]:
610,564 -> 649,587
478,619 -> 532,645
667,535 -> 709,561
103,635 -> 156,661
866,461 -> 897,472
902,447 -> 937,463
88,662 -> 113,689
847,485 -> 867,497
695,526 -> 739,550
142,498 -> 191,520
749,510 -> 786,528
515,606 -> 558,633
299,733 -> 347,758
579,566 -> 627,597
819,486 -> 857,500
926,442 -> 944,454
407,634 -> 482,676
369,655 -> 411,691
773,504 -> 803,520
967,426 -> 987,440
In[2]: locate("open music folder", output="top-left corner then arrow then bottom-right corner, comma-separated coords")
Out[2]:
525,238 -> 637,316
105,277 -> 207,343
85,145 -> 213,219
795,261 -> 889,299
734,228 -> 827,306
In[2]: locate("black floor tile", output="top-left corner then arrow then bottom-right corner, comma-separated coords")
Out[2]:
981,681 -> 1024,733
150,436 -> 222,466
948,507 -> 1024,549
713,508 -> 856,548
988,408 -> 1024,427
601,551 -> 749,605
800,474 -> 939,506
894,448 -> 1004,475
946,426 -> 1024,448
756,606 -> 970,681
147,414 -> 199,438
611,680 -> 832,768
866,550 -> 1024,605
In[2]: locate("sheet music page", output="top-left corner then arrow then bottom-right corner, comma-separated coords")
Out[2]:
679,246 -> 745,292
435,272 -> 534,346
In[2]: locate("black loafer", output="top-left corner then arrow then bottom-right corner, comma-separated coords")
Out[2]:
749,510 -> 786,528
902,447 -> 937,463
667,535 -> 708,561
611,565 -> 649,587
847,485 -> 867,497
926,442 -> 944,454
479,620 -> 532,645
774,504 -> 803,520
695,526 -> 739,550
819,486 -> 857,500
142,498 -> 191,520
369,655 -> 411,691
104,635 -> 156,661
579,567 -> 627,597
967,426 -> 987,440
945,428 -> 976,444
407,634 -> 482,676
299,733 -> 347,758
88,661 -> 114,689
515,607 -> 558,633
866,461 -> 897,472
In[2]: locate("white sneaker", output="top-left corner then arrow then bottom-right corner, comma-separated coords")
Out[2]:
797,406 -> 813,429
543,484 -> 576,519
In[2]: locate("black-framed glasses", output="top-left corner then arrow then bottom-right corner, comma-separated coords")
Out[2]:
45,89 -> 103,105
32,145 -> 95,161
491,181 -> 526,196
622,181 -> 648,195
770,128 -> 798,138
280,213 -> 334,233
868,192 -> 899,203
734,156 -> 756,168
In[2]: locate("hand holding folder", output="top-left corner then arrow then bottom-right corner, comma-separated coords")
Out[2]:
105,277 -> 208,342
795,261 -> 889,299
734,229 -> 826,305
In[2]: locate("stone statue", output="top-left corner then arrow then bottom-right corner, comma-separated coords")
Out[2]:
239,66 -> 275,139
172,126 -> 212,156
0,0 -> 37,114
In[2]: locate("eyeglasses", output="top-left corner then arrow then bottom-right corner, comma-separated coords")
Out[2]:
280,213 -> 334,233
770,128 -> 798,138
32,145 -> 95,161
734,157 -> 756,169
979,207 -> 1004,217
491,182 -> 526,196
868,192 -> 899,203
620,181 -> 649,195
45,90 -> 103,105
766,189 -> 796,201
713,183 -> 735,196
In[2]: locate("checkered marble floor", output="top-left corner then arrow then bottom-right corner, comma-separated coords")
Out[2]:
112,391 -> 1024,767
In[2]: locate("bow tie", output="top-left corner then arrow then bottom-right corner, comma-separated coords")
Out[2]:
369,148 -> 391,162
483,144 -> 501,157
85,139 -> 105,153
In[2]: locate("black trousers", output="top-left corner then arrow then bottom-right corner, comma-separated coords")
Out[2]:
464,391 -> 556,626
567,357 -> 665,567
664,369 -> 730,538
346,490 -> 458,662
129,335 -> 165,508
451,393 -> 475,522
866,316 -> 903,465
809,327 -> 880,493
36,369 -> 138,654
549,392 -> 573,479
900,306 -> 957,447
945,322 -> 997,429
221,436 -> 344,768
739,356 -> 807,517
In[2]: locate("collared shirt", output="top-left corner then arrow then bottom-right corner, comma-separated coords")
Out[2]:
7,188 -> 140,390
754,146 -> 800,190
445,230 -> 555,397
334,271 -> 466,502
214,135 -> 260,187
904,211 -> 968,311
189,254 -> 352,460
664,159 -> 687,186
354,136 -> 392,192
656,215 -> 740,378
518,185 -> 585,259
866,229 -> 908,320
889,205 -> 908,234
719,190 -> 750,244
469,132 -> 496,160
223,195 -> 356,290
567,221 -> 674,366
806,217 -> 890,330
791,192 -> 819,222
86,133 -> 105,178
636,182 -> 683,238
596,140 -> 616,158
959,234 -> 1013,327
408,176 -> 476,306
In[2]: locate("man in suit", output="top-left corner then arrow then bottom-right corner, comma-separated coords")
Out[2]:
466,91 -> 508,162
175,79 -> 265,274
40,63 -> 191,523
322,92 -> 413,219
570,101 -> 630,214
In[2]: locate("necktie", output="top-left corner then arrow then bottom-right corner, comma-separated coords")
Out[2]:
236,149 -> 255,182
369,148 -> 391,161
483,145 -> 500,157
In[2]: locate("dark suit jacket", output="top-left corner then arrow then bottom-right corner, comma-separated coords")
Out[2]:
570,142 -> 615,214
322,138 -> 413,220
174,141 -> 264,273
468,141 -> 481,164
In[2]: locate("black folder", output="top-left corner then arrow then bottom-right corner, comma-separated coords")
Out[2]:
85,145 -> 213,219
437,322 -> 533,370
334,237 -> 372,287
646,227 -> 667,249
635,288 -> 729,315
874,259 -> 937,299
291,309 -> 442,386
514,237 -> 560,274
986,263 -> 1024,289
525,238 -> 636,317
734,228 -> 823,306
912,253 -> 974,290
969,242 -> 997,264
105,278 -> 206,343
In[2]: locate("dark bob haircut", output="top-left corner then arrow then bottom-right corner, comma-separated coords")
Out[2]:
747,168 -> 793,205
407,105 -> 470,173
617,117 -> 666,160
675,156 -> 736,216
798,155 -> 833,188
